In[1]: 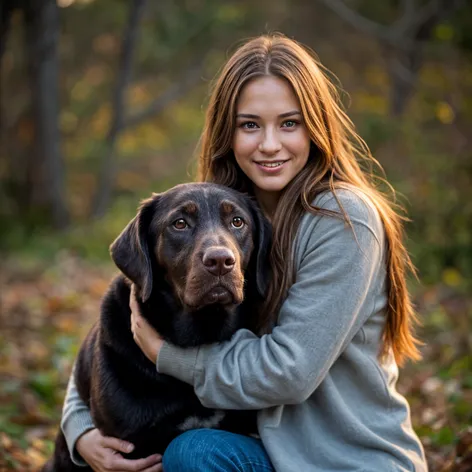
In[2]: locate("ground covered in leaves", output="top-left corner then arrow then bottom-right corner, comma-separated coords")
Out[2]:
0,252 -> 471,471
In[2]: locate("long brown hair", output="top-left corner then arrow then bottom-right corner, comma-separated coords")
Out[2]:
196,33 -> 421,366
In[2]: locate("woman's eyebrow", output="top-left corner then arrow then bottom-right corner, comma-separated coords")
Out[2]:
236,110 -> 302,119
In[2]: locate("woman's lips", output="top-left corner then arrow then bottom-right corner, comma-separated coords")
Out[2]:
254,160 -> 288,173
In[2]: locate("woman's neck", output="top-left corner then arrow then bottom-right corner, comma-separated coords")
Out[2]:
253,188 -> 280,221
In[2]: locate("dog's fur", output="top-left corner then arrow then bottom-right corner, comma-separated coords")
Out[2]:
43,183 -> 271,471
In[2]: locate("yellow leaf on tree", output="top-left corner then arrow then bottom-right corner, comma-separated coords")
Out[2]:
442,268 -> 462,287
436,102 -> 454,124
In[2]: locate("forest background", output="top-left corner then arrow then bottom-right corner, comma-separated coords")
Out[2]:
0,0 -> 471,470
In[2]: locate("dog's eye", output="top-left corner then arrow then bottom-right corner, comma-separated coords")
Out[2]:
231,217 -> 245,229
173,219 -> 188,230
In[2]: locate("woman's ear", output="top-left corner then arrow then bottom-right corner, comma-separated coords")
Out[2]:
109,195 -> 160,303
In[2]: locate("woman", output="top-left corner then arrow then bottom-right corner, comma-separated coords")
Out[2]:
61,34 -> 427,471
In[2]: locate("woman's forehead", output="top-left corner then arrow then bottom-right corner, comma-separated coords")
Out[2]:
237,76 -> 300,113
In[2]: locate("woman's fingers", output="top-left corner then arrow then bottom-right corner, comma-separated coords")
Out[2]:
98,436 -> 162,472
103,453 -> 162,472
139,460 -> 164,472
141,465 -> 163,472
130,285 -> 143,336
130,285 -> 140,315
100,435 -> 134,454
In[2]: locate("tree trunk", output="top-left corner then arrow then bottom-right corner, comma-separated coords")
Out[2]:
0,1 -> 15,212
91,0 -> 147,219
387,46 -> 423,117
0,0 -> 15,64
24,0 -> 68,229
387,9 -> 450,117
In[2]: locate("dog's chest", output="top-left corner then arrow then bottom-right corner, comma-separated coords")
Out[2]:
177,409 -> 226,432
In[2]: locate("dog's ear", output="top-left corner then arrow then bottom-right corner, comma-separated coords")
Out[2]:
109,196 -> 159,302
249,202 -> 272,297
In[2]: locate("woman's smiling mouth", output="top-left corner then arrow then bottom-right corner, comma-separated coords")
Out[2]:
255,160 -> 288,172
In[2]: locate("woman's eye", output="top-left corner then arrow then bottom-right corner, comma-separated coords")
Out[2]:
231,217 -> 245,229
241,121 -> 258,129
173,219 -> 188,230
283,120 -> 297,128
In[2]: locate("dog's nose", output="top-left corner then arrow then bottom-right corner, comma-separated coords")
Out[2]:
202,247 -> 236,276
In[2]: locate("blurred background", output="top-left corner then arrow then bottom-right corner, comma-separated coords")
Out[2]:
0,0 -> 471,470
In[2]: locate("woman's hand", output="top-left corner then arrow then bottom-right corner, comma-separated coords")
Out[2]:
76,428 -> 162,472
130,285 -> 164,364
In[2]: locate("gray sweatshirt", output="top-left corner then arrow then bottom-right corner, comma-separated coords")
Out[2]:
61,187 -> 427,471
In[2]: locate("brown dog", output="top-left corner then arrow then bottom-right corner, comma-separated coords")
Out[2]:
43,182 -> 271,471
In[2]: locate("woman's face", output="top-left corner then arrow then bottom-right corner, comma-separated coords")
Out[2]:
233,75 -> 311,211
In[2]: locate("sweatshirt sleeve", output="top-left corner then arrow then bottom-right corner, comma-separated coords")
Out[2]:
60,364 -> 95,466
157,192 -> 385,409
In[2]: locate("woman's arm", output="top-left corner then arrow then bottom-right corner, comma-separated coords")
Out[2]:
156,193 -> 385,409
61,364 -> 162,471
61,365 -> 96,466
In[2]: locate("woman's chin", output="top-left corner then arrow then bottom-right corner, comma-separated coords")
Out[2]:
255,179 -> 289,193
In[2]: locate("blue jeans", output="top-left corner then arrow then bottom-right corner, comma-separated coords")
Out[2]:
162,429 -> 274,471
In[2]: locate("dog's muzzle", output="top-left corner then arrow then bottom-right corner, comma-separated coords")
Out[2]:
202,247 -> 236,276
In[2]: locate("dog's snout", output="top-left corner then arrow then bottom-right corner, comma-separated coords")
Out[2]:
202,247 -> 236,276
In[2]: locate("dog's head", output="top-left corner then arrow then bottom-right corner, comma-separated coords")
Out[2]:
109,183 -> 270,344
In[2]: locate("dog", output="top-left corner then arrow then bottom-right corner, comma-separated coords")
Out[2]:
43,182 -> 271,471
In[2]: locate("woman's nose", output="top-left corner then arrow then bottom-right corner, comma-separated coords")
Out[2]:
258,129 -> 282,155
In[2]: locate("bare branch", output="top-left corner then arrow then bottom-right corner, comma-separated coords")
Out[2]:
407,0 -> 465,34
400,0 -> 416,18
396,0 -> 419,33
123,63 -> 205,130
395,0 -> 445,36
319,0 -> 465,48
317,0 -> 391,40
389,56 -> 417,85
318,0 -> 466,117
318,0 -> 416,48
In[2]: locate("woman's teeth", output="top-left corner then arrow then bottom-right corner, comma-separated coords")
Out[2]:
259,161 -> 285,168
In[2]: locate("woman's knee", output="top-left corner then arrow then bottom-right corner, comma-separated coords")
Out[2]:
163,430 -> 199,467
163,429 -> 221,470
162,429 -> 273,472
